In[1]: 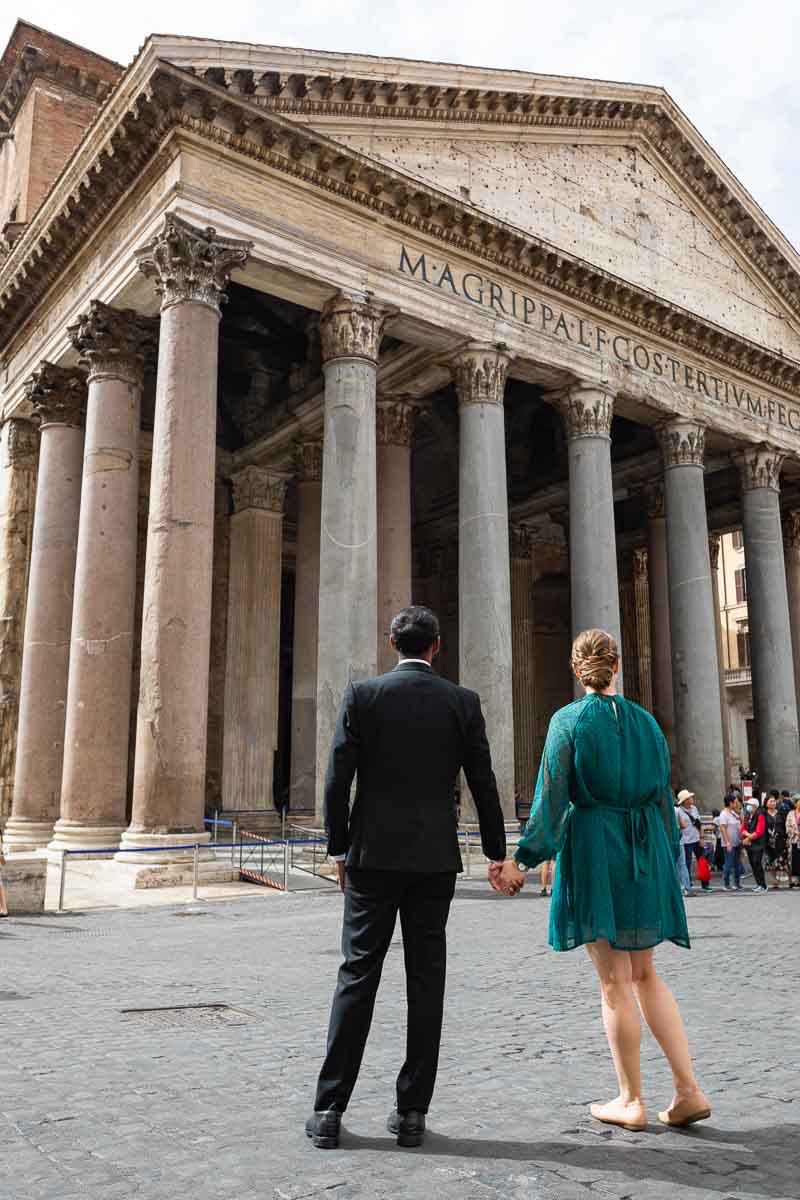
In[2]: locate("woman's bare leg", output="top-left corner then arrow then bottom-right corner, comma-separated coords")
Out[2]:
0,882 -> 7,916
585,940 -> 646,1129
629,949 -> 710,1124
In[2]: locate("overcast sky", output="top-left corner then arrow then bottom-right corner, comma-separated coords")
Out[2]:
4,1 -> 799,248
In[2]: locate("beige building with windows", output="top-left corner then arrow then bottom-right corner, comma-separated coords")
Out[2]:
3,19 -> 800,881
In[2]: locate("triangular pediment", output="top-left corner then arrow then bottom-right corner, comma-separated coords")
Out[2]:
148,36 -> 800,358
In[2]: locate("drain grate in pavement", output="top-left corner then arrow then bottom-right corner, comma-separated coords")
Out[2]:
120,1003 -> 257,1029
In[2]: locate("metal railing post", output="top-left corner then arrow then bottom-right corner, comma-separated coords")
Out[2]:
465,829 -> 472,879
57,851 -> 67,913
212,809 -> 218,846
283,840 -> 290,892
193,843 -> 199,901
232,821 -> 238,868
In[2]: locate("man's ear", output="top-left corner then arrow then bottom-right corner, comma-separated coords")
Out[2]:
432,637 -> 441,659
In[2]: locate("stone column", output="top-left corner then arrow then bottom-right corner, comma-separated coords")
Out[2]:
315,293 -> 389,814
556,383 -> 623,691
510,523 -> 537,804
658,419 -> 725,802
452,344 -> 515,816
222,466 -> 288,813
0,418 -> 38,826
708,533 -> 732,784
377,398 -> 415,674
289,440 -> 322,815
4,365 -> 86,852
49,303 -> 156,854
118,215 -> 251,861
644,482 -> 677,763
783,509 -> 800,712
734,446 -> 800,787
632,548 -> 653,713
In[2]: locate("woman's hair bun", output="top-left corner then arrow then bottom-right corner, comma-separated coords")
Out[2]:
570,628 -> 619,690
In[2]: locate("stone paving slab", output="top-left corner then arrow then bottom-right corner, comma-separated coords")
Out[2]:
0,883 -> 797,1199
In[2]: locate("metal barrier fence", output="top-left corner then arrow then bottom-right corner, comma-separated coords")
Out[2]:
54,836 -> 331,912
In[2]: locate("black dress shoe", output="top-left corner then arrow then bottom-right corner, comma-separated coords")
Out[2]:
305,1110 -> 341,1149
387,1108 -> 426,1147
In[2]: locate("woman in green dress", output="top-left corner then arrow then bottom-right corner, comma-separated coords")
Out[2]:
494,629 -> 710,1132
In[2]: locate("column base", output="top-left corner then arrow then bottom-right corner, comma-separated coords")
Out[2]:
2,818 -> 54,853
46,820 -> 125,862
114,831 -> 223,887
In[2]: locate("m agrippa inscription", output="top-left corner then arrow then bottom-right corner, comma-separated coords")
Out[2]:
399,246 -> 800,433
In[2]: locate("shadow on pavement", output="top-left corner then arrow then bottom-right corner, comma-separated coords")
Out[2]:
339,1123 -> 797,1197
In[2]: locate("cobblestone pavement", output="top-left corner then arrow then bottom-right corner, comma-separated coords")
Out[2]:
1,881 -> 797,1200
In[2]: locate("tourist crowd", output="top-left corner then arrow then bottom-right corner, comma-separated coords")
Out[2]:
674,787 -> 800,894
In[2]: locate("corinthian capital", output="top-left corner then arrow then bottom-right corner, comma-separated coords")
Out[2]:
294,439 -> 323,483
376,399 -> 416,447
733,444 -> 784,493
2,417 -> 38,468
633,546 -> 649,581
450,343 -> 511,407
784,509 -> 800,550
67,300 -> 158,384
657,418 -> 705,469
231,466 -> 288,514
23,362 -> 87,428
136,214 -> 252,315
319,293 -> 393,364
556,383 -> 614,439
510,523 -> 533,560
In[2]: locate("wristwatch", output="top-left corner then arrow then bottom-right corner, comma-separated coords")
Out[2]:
512,858 -> 530,873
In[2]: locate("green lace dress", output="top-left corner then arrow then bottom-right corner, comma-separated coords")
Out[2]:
515,693 -> 690,953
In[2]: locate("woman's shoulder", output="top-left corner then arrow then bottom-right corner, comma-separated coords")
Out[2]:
546,698 -> 586,737
621,696 -> 668,741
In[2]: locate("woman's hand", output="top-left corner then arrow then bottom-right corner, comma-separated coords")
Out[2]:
490,859 -> 527,896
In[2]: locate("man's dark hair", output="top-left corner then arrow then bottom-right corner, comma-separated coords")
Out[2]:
390,606 -> 440,657
768,788 -> 780,800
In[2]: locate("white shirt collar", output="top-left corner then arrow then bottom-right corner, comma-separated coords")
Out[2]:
397,658 -> 432,667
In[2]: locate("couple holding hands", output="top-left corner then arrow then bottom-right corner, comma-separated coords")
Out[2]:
306,607 -> 710,1151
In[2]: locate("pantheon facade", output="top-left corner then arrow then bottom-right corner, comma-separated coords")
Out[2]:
2,23 -> 800,872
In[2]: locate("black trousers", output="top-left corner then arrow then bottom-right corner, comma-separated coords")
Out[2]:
314,867 -> 457,1115
747,845 -> 766,888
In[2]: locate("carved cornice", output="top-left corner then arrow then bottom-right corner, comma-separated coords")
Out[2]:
642,481 -> 665,520
510,523 -> 533,560
67,300 -> 158,383
23,362 -> 87,428
557,384 -> 614,439
3,61 -> 800,405
657,418 -> 706,469
319,293 -> 392,363
0,44 -> 118,133
294,439 -> 323,483
708,533 -> 721,571
136,214 -> 252,315
230,465 -> 288,513
376,399 -> 415,446
450,343 -> 511,407
2,417 -> 38,468
784,509 -> 800,550
733,444 -> 784,493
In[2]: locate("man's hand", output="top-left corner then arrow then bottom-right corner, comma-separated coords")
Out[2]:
336,861 -> 346,892
489,859 -> 526,896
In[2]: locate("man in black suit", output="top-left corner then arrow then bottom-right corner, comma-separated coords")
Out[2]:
306,605 -> 507,1150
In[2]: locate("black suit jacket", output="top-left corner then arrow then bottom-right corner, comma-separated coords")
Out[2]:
324,661 -> 507,872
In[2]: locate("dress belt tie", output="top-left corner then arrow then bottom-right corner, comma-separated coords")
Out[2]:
605,804 -> 654,882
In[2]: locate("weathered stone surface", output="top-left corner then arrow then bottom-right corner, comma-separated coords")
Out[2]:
222,467 -> 287,812
556,384 -> 623,694
0,418 -> 37,826
377,400 -> 414,674
290,442 -> 322,815
735,448 -> 800,787
659,418 -> 725,802
452,344 -> 515,815
0,853 -> 46,912
510,524 -> 537,803
644,482 -> 677,774
5,369 -> 85,852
